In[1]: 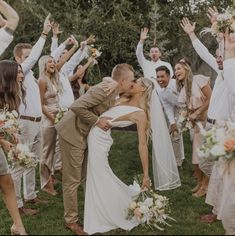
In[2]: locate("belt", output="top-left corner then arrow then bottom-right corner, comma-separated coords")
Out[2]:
20,115 -> 42,122
207,118 -> 216,124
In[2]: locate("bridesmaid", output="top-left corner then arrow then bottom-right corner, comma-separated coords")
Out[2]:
0,60 -> 27,235
174,61 -> 212,197
38,55 -> 63,196
69,57 -> 94,99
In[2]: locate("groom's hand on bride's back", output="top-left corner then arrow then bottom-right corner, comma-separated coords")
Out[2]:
96,116 -> 112,131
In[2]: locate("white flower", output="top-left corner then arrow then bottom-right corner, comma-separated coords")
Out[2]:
215,128 -> 226,142
155,200 -> 163,209
143,198 -> 153,207
139,205 -> 149,214
210,144 -> 226,157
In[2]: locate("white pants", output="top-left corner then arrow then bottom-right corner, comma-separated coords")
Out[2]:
10,119 -> 42,208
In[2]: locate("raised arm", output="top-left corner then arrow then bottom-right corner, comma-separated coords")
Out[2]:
181,17 -> 219,73
56,35 -> 79,71
136,28 -> 149,68
21,14 -> 52,74
50,22 -> 62,53
0,0 -> 19,31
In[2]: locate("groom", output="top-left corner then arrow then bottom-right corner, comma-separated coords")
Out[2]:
55,63 -> 135,235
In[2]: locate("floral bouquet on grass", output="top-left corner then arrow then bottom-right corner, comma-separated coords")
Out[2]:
7,143 -> 38,168
197,121 -> 235,163
177,107 -> 193,133
55,107 -> 68,124
126,176 -> 175,231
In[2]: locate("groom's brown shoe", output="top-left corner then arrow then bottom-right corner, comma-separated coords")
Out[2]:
65,222 -> 88,235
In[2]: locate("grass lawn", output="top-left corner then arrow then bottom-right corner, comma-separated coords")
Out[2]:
0,130 -> 224,235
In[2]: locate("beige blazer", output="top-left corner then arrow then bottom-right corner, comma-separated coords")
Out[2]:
55,82 -> 116,148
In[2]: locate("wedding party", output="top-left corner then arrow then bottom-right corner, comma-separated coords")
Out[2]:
0,0 -> 235,235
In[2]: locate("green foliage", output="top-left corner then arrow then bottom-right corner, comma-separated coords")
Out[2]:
0,131 -> 224,235
0,0 -> 233,77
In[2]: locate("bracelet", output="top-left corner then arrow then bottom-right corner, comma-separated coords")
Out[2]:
41,32 -> 48,37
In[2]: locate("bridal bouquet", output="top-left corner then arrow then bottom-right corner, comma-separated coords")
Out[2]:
88,45 -> 102,59
197,121 -> 235,162
54,107 -> 68,124
126,177 -> 175,231
177,107 -> 193,133
210,7 -> 235,36
7,143 -> 38,168
0,108 -> 20,140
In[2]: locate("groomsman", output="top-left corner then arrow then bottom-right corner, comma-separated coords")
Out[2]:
136,28 -> 174,81
155,66 -> 184,167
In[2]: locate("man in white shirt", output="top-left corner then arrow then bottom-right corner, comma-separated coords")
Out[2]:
136,27 -> 174,80
156,66 -> 184,167
10,14 -> 52,215
0,0 -> 19,56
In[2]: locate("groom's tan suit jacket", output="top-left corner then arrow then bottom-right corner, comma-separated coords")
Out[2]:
55,82 -> 116,148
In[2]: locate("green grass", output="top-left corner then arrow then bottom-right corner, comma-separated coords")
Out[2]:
0,131 -> 224,235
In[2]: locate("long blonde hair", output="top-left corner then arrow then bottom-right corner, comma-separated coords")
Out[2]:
118,77 -> 154,142
38,55 -> 63,95
175,61 -> 193,105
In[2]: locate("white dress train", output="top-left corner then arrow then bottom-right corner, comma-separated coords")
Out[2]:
84,105 -> 141,235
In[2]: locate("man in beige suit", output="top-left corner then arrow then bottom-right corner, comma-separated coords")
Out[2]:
55,63 -> 136,235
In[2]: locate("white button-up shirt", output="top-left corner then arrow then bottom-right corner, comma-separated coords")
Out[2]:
51,44 -> 88,108
0,28 -> 13,56
192,38 -> 230,121
136,42 -> 174,80
19,37 -> 46,117
157,79 -> 179,125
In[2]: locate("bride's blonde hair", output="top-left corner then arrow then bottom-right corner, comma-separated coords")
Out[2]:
118,77 -> 154,142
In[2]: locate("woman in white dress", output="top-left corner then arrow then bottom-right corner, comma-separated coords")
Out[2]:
84,77 -> 180,234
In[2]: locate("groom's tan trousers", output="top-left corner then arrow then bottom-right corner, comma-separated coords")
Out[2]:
59,135 -> 88,224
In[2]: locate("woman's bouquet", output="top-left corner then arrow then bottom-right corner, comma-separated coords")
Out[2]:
197,121 -> 235,162
177,107 -> 193,133
88,44 -> 102,59
210,7 -> 235,36
0,107 -> 20,141
55,107 -> 68,124
126,176 -> 175,231
8,143 -> 38,168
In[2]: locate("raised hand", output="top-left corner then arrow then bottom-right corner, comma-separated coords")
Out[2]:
224,28 -> 235,59
140,27 -> 149,43
70,34 -> 79,48
0,13 -> 6,27
207,6 -> 219,25
180,17 -> 195,35
52,22 -> 63,37
86,34 -> 96,45
43,13 -> 52,35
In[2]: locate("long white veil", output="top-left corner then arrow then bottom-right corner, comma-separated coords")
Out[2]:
150,85 -> 181,191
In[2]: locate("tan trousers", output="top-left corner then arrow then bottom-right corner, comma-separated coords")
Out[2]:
40,122 -> 57,189
11,119 -> 42,207
59,135 -> 87,224
171,133 -> 184,167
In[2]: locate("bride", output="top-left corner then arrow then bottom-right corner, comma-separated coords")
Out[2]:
84,78 -> 180,235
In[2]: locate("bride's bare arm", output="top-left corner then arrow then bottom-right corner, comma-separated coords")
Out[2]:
130,111 -> 150,189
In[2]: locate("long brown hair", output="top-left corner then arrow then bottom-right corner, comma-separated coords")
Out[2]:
175,61 -> 193,105
0,60 -> 26,112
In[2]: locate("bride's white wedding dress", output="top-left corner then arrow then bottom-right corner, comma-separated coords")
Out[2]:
84,105 -> 141,235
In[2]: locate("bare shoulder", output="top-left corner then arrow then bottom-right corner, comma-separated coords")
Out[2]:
130,110 -> 147,123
